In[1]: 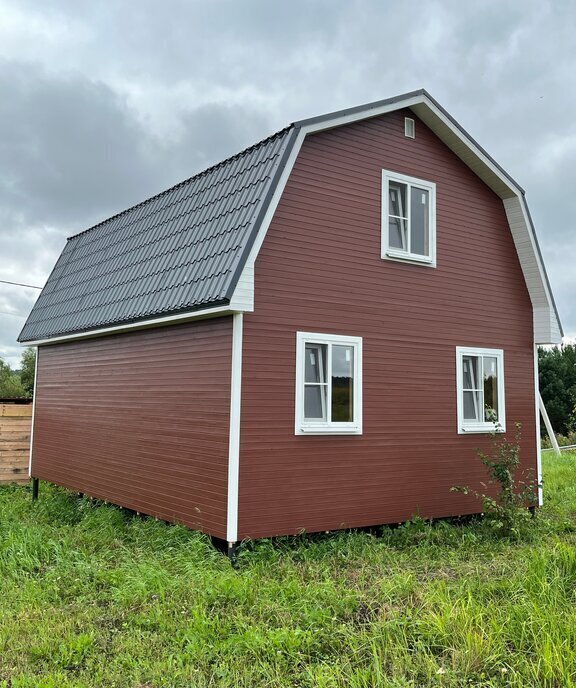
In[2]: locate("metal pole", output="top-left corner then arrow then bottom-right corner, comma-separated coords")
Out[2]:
227,541 -> 238,565
539,393 -> 561,457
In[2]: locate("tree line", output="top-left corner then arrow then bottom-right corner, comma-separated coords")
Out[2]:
0,348 -> 36,398
539,344 -> 576,439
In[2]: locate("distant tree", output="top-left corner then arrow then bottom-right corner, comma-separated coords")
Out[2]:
0,358 -> 26,398
538,344 -> 576,436
19,347 -> 36,397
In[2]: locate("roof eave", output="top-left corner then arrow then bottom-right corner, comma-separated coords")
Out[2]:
19,301 -> 235,347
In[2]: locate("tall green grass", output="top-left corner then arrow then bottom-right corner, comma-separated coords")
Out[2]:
1,453 -> 575,687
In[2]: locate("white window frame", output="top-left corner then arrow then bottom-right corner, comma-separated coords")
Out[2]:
404,117 -> 415,138
381,170 -> 436,267
295,332 -> 362,435
456,346 -> 506,434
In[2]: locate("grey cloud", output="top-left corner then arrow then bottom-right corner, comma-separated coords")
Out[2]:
1,0 -> 576,366
0,59 -> 275,232
0,60 -> 161,228
171,102 -> 270,175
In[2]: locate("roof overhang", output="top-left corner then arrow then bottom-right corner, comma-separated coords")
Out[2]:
23,304 -> 236,347
235,90 -> 562,345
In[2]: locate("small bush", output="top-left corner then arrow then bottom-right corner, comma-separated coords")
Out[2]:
452,422 -> 539,539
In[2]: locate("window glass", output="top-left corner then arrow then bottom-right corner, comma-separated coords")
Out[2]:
483,356 -> 499,421
389,181 -> 407,217
463,390 -> 480,420
331,345 -> 354,422
462,355 -> 479,389
304,386 -> 327,420
305,343 -> 326,383
410,187 -> 429,256
388,182 -> 408,250
304,343 -> 327,421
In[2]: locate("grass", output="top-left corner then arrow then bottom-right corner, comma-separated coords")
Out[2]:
1,453 -> 576,687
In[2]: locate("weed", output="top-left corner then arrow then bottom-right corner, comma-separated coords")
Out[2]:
452,422 -> 540,539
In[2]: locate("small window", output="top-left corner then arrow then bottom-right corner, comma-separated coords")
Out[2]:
295,332 -> 362,435
382,170 -> 436,266
456,347 -> 505,434
404,117 -> 415,138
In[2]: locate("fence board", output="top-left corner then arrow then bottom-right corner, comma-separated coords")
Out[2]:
0,403 -> 32,484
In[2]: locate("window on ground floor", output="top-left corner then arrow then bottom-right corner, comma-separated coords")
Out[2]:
295,332 -> 362,435
456,346 -> 505,433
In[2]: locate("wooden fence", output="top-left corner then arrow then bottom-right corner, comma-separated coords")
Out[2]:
0,400 -> 32,484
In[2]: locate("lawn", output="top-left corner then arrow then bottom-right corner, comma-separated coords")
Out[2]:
1,453 -> 576,688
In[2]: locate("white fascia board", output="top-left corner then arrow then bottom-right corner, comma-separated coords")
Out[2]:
229,93 -> 561,344
300,95 -> 425,135
226,312 -> 243,544
21,304 -> 235,347
229,263 -> 254,312
410,98 -> 523,199
28,346 -> 39,477
503,196 -> 562,344
413,98 -> 561,344
534,346 -> 543,506
240,128 -> 307,272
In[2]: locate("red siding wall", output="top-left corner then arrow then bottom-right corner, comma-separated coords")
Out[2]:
32,318 -> 232,539
239,109 -> 536,539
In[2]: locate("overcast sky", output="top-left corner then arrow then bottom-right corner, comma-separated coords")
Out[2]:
1,0 -> 575,366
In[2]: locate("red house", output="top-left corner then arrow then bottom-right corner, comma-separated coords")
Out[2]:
19,90 -> 562,553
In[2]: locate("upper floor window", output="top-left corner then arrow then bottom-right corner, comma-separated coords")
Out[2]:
456,346 -> 506,434
382,170 -> 436,266
295,332 -> 362,435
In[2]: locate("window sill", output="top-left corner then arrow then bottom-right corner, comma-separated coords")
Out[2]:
459,424 -> 505,435
384,250 -> 435,267
296,424 -> 362,436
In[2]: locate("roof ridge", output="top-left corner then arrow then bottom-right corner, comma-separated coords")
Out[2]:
67,124 -> 293,241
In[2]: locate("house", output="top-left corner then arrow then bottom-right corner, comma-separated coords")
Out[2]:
19,90 -> 563,554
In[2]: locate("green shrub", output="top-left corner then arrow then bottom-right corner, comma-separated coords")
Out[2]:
452,423 -> 539,539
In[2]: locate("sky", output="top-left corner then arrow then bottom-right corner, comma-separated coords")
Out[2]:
0,0 -> 575,366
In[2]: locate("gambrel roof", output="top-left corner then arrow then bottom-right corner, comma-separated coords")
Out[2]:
19,90 -> 562,345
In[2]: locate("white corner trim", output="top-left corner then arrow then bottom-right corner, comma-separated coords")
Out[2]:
28,346 -> 39,477
534,346 -> 543,506
22,305 -> 234,347
226,312 -> 243,544
229,262 -> 254,312
503,196 -> 562,345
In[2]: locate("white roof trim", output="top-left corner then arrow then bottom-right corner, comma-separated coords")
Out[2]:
231,92 -> 562,345
23,304 -> 235,347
